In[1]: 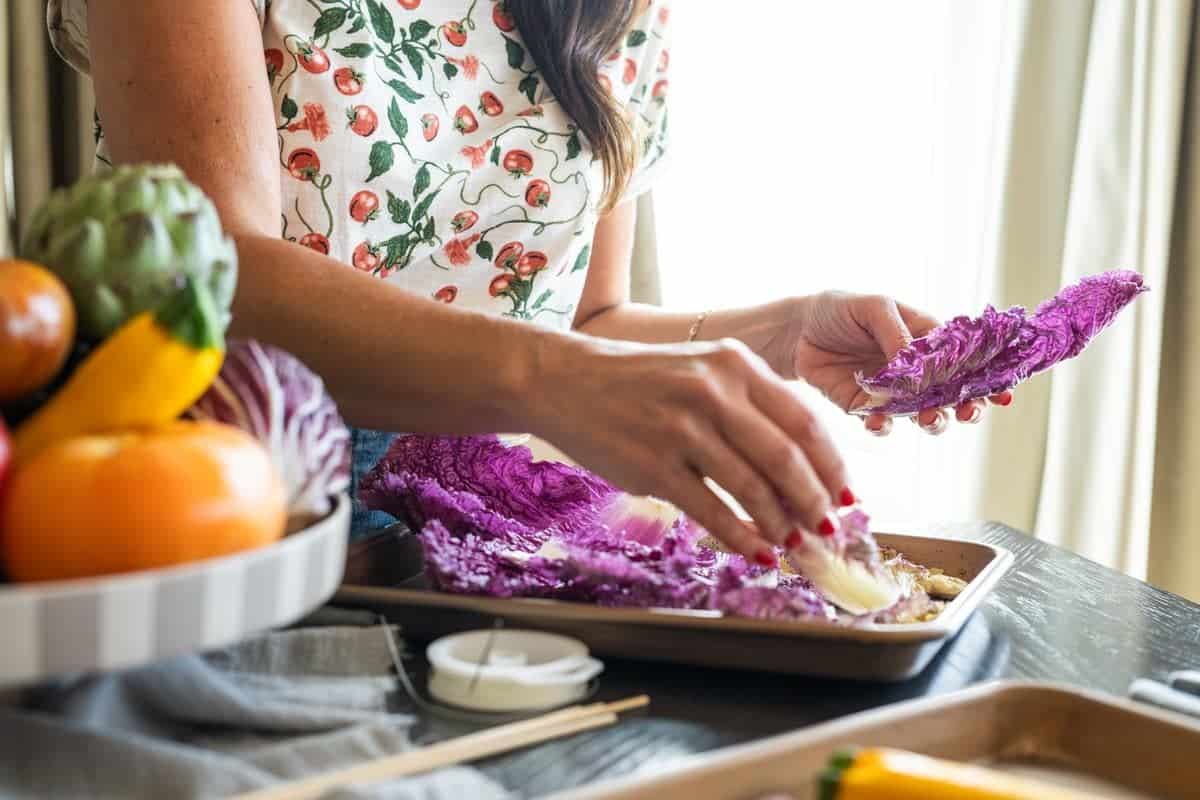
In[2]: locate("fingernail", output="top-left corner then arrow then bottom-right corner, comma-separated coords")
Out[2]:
838,487 -> 856,507
995,392 -> 1013,407
754,549 -> 778,567
867,418 -> 892,437
818,513 -> 837,537
956,404 -> 982,424
785,530 -> 804,549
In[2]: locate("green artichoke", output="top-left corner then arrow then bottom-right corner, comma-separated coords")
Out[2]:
20,163 -> 237,341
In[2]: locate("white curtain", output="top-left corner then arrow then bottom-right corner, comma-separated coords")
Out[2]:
655,1 -> 1199,596
975,1 -> 1191,582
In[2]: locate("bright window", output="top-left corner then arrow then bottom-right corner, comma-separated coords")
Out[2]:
654,2 -> 1012,530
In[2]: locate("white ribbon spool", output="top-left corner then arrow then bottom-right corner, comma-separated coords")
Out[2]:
426,630 -> 604,712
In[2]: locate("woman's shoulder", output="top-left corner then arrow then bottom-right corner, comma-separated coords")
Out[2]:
47,0 -> 268,75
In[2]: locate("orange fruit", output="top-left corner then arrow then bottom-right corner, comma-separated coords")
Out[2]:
1,420 -> 286,582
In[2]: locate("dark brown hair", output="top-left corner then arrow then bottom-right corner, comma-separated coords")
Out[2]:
506,0 -> 637,212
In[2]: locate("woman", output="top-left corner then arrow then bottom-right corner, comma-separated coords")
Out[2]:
48,0 -> 1005,564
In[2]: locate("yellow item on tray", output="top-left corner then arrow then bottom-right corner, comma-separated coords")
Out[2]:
12,277 -> 223,465
820,748 -> 1096,800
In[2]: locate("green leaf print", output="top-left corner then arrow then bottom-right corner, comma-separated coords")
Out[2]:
443,62 -> 459,79
387,190 -> 410,223
503,35 -> 525,69
347,15 -> 367,34
281,95 -> 298,122
571,245 -> 591,273
489,146 -> 500,166
476,240 -> 494,261
408,19 -> 434,40
412,189 -> 440,221
334,42 -> 373,58
565,131 -> 581,160
384,55 -> 406,77
423,217 -> 435,240
626,29 -> 647,47
388,98 -> 408,139
386,78 -> 424,103
367,141 -> 394,182
518,75 -> 538,105
401,42 -> 424,78
413,164 -> 430,199
313,8 -> 347,39
532,289 -> 553,311
512,278 -> 532,305
366,0 -> 395,43
384,236 -> 408,267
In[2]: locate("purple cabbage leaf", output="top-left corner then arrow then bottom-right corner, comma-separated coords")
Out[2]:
359,434 -> 919,622
855,269 -> 1148,416
187,339 -> 351,518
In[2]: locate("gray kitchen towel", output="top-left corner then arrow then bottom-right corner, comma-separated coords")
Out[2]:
0,625 -> 511,800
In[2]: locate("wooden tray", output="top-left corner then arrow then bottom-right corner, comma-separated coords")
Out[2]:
335,529 -> 1013,681
547,681 -> 1200,799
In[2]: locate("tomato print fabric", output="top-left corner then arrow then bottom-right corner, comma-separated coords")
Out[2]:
48,0 -> 672,329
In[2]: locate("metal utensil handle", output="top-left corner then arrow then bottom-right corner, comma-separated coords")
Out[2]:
1168,670 -> 1200,697
1130,678 -> 1200,718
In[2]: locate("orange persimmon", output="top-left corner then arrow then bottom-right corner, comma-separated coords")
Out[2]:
1,420 -> 286,582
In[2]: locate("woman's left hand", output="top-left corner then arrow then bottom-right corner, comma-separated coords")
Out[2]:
757,291 -> 1013,436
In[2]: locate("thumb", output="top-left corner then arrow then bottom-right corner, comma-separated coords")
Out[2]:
859,297 -> 914,359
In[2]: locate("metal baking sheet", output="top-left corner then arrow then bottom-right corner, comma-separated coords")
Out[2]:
335,530 -> 1012,681
546,681 -> 1200,799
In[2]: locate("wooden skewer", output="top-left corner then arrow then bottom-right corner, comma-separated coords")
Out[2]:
228,695 -> 650,800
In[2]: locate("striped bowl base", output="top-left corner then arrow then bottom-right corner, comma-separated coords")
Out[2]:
0,494 -> 349,688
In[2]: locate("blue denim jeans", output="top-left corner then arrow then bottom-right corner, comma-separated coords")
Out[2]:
347,426 -> 399,540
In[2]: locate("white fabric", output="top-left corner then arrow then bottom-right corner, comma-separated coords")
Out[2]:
1150,14 -> 1200,601
974,0 -> 1189,578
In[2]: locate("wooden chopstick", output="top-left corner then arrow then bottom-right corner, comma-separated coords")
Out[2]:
228,695 -> 650,800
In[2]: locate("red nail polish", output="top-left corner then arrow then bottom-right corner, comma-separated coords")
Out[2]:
955,404 -> 976,423
838,487 -> 856,507
754,549 -> 778,567
818,514 -> 837,537
785,530 -> 804,549
996,393 -> 1013,407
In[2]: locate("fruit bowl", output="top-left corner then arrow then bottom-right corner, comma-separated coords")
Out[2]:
0,494 -> 349,689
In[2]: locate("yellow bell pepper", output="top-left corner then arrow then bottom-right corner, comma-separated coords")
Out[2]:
820,748 -> 1097,800
13,277 -> 224,465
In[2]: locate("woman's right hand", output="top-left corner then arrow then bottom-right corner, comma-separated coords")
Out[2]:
527,336 -> 853,563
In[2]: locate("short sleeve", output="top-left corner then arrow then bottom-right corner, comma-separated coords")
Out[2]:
47,0 -> 268,76
602,1 -> 672,203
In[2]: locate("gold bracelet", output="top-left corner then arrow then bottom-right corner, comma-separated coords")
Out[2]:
687,310 -> 710,342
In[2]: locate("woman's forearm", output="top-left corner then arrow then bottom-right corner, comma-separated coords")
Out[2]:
577,296 -> 799,356
230,233 -> 580,433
